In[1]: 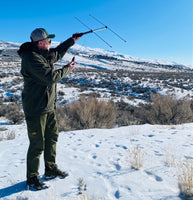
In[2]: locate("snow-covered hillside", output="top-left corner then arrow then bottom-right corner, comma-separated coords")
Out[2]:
0,40 -> 192,72
0,40 -> 193,107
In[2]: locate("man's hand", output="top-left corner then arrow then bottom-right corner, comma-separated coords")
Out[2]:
72,32 -> 82,42
68,58 -> 75,71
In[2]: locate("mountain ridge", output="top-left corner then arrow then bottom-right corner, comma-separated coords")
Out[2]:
0,40 -> 192,72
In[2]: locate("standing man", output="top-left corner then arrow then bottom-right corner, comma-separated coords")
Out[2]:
18,28 -> 81,190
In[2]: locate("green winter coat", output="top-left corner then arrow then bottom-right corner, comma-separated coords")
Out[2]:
18,38 -> 74,116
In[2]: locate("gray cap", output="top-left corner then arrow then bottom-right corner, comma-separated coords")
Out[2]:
30,28 -> 55,42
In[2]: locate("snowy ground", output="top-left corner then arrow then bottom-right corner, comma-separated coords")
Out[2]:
0,121 -> 193,200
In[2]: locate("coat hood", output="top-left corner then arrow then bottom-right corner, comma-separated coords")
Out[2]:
18,42 -> 51,59
17,42 -> 35,57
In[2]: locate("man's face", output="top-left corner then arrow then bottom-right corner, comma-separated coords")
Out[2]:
38,38 -> 51,50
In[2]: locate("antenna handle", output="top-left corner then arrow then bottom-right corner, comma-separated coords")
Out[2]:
72,29 -> 95,38
72,33 -> 84,38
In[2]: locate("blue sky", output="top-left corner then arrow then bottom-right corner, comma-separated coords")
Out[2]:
0,0 -> 192,65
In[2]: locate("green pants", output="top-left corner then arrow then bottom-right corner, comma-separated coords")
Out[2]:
25,111 -> 59,179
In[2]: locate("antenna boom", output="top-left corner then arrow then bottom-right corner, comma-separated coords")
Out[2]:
89,14 -> 127,43
74,17 -> 112,48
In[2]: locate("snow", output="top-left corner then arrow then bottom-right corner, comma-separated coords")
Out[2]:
0,122 -> 193,200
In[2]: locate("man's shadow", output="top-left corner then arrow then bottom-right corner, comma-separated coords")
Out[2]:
0,181 -> 26,198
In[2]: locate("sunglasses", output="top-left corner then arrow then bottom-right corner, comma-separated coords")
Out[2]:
41,39 -> 51,44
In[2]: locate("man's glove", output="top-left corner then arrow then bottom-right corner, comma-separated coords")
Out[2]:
72,33 -> 83,39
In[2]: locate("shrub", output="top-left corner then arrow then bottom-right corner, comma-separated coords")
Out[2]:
56,97 -> 116,131
56,104 -> 72,131
115,100 -> 139,126
136,93 -> 193,125
0,103 -> 24,124
0,72 -> 9,78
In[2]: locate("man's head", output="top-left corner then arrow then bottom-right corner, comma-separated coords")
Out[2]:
30,28 -> 55,50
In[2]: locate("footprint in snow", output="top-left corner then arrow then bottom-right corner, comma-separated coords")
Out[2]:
184,156 -> 193,160
115,190 -> 120,199
115,145 -> 128,150
145,170 -> 163,182
111,162 -> 121,170
130,139 -> 138,142
92,155 -> 97,159
88,135 -> 94,138
148,134 -> 155,137
20,158 -> 25,164
155,140 -> 163,143
154,151 -> 163,157
122,146 -> 127,150
114,163 -> 121,170
183,144 -> 190,147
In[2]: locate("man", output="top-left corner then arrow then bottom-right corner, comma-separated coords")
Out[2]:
18,28 -> 81,190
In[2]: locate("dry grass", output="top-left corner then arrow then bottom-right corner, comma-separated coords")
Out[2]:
78,194 -> 105,200
7,131 -> 16,140
78,177 -> 87,195
0,130 -> 16,141
127,146 -> 145,170
165,152 -> 175,167
79,194 -> 90,200
0,133 -> 3,141
177,159 -> 193,198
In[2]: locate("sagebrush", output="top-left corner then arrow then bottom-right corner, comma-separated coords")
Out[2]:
0,103 -> 24,124
136,93 -> 193,125
57,97 -> 116,131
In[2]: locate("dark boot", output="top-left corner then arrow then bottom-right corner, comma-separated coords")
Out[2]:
27,176 -> 48,190
44,165 -> 69,180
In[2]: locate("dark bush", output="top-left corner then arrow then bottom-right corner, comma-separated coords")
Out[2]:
115,100 -> 140,126
0,103 -> 24,124
136,93 -> 193,125
56,97 -> 116,131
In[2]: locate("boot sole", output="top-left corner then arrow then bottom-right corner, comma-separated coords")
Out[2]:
27,184 -> 49,191
44,173 -> 69,180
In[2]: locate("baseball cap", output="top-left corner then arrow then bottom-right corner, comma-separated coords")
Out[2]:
30,28 -> 55,42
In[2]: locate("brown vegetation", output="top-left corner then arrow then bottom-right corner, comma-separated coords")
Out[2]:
136,93 -> 193,125
56,96 -> 116,131
0,103 -> 24,124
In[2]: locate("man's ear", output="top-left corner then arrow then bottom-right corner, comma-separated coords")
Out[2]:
37,41 -> 42,48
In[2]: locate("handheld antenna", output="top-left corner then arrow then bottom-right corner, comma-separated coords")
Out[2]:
89,14 -> 127,43
74,17 -> 112,48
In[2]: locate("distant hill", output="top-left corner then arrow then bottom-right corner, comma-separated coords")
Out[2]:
0,40 -> 192,72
